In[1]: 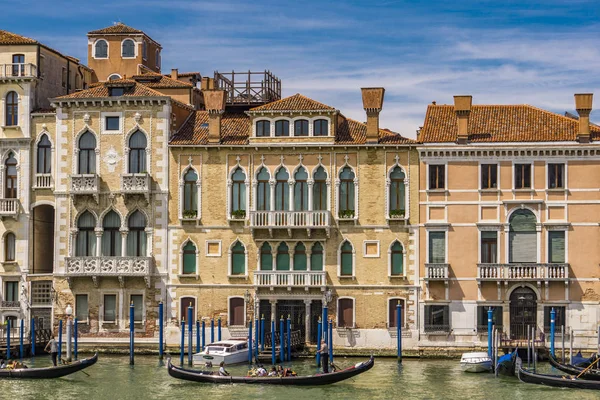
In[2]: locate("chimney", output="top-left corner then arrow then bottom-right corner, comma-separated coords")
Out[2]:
203,89 -> 226,144
201,77 -> 215,91
361,88 -> 385,144
453,95 -> 472,144
171,68 -> 179,81
575,93 -> 593,143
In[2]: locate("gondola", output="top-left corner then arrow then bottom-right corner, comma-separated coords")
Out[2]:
518,365 -> 600,390
0,353 -> 98,379
167,356 -> 374,385
548,353 -> 600,381
496,350 -> 517,376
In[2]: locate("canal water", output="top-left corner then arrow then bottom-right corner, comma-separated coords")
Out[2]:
0,354 -> 597,400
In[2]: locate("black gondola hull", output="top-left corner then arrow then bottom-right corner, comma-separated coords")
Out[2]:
168,357 -> 374,385
0,353 -> 98,379
548,354 -> 600,381
518,366 -> 600,390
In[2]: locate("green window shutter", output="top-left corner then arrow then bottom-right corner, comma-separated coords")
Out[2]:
391,242 -> 404,275
231,243 -> 245,275
341,253 -> 353,276
276,243 -> 290,271
509,210 -> 537,262
183,252 -> 196,274
294,243 -> 307,271
260,252 -> 272,271
311,243 -> 323,271
549,231 -> 565,263
428,232 -> 445,263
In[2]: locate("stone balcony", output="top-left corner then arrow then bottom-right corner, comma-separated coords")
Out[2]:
254,270 -> 327,291
424,263 -> 450,281
0,198 -> 20,219
64,256 -> 152,288
249,210 -> 331,237
121,173 -> 151,202
477,263 -> 569,282
33,173 -> 53,190
70,174 -> 99,201
0,301 -> 20,310
0,63 -> 37,81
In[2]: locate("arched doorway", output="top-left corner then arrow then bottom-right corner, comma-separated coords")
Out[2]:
509,286 -> 537,340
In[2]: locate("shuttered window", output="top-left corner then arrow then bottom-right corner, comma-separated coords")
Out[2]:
391,241 -> 404,275
260,242 -> 272,271
229,297 -> 245,326
481,231 -> 497,263
509,210 -> 537,263
276,242 -> 290,271
424,305 -> 449,332
428,232 -> 445,263
311,242 -> 323,271
340,241 -> 353,276
293,242 -> 307,271
338,298 -> 354,327
182,242 -> 197,274
131,294 -> 143,322
548,231 -> 565,263
76,294 -> 88,322
231,242 -> 246,275
103,294 -> 117,323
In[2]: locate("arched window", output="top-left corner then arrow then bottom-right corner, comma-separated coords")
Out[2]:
183,169 -> 198,216
75,211 -> 96,257
339,166 -> 355,216
340,240 -> 353,276
313,119 -> 328,136
509,209 -> 537,263
275,167 -> 289,211
5,232 -> 15,262
256,121 -> 270,137
311,242 -> 323,271
294,167 -> 308,211
276,242 -> 290,271
294,119 -> 309,136
78,131 -> 96,174
5,152 -> 17,198
95,40 -> 108,58
127,211 -> 147,257
294,242 -> 307,271
128,131 -> 147,173
390,241 -> 404,276
389,166 -> 405,217
231,241 -> 245,276
122,39 -> 135,57
275,120 -> 289,137
182,242 -> 197,274
101,211 -> 121,256
231,167 -> 246,216
108,74 -> 121,81
5,91 -> 18,126
260,242 -> 272,271
389,298 -> 405,328
313,166 -> 327,210
142,40 -> 147,59
256,167 -> 270,211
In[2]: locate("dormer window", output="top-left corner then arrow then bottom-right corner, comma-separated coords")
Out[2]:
256,120 -> 270,137
275,120 -> 289,137
314,119 -> 328,136
294,119 -> 309,136
109,87 -> 124,96
122,39 -> 135,58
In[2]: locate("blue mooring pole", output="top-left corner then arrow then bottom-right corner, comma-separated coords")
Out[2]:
180,319 -> 185,365
31,318 -> 35,357
210,319 -> 214,344
19,319 -> 23,360
187,304 -> 193,365
6,318 -> 10,361
280,316 -> 285,362
322,305 -> 328,346
260,315 -> 265,352
248,320 -> 253,364
271,319 -> 276,365
218,318 -> 222,341
316,317 -> 322,367
287,315 -> 291,362
255,316 -> 259,360
158,301 -> 164,359
202,319 -> 206,350
74,317 -> 78,360
58,319 -> 63,364
130,302 -> 134,365
550,307 -> 556,357
487,307 -> 493,358
328,318 -> 333,363
196,320 -> 200,353
396,303 -> 402,363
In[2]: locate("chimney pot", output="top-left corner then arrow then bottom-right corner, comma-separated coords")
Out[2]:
204,89 -> 227,144
360,87 -> 385,144
171,68 -> 178,81
575,93 -> 593,143
453,95 -> 472,144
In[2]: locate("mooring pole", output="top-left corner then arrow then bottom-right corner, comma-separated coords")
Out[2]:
129,302 -> 135,365
550,308 -> 556,358
527,325 -> 531,369
248,320 -> 253,364
217,317 -> 222,342
19,319 -> 23,360
397,302 -> 402,363
158,301 -> 164,359
58,319 -> 63,364
202,319 -> 206,350
279,316 -> 285,362
561,325 -> 565,363
180,319 -> 185,365
316,317 -> 322,367
328,318 -> 333,363
210,319 -> 214,344
487,307 -> 493,357
255,315 -> 259,361
597,325 -> 600,357
260,314 -> 265,352
322,305 -> 328,346
532,325 -> 536,373
287,315 -> 292,362
187,304 -> 193,365
271,319 -> 276,366
6,318 -> 10,361
74,317 -> 78,360
31,318 -> 35,357
196,320 -> 200,353
570,328 -> 573,364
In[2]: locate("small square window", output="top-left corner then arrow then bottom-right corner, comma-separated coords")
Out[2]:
105,116 -> 120,131
109,87 -> 124,96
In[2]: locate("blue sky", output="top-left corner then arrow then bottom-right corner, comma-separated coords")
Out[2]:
2,0 -> 600,137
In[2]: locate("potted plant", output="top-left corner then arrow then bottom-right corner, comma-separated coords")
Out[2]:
389,209 -> 405,219
231,209 -> 246,219
182,209 -> 197,219
338,209 -> 355,219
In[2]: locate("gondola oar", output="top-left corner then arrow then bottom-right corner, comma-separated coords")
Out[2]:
577,358 -> 600,379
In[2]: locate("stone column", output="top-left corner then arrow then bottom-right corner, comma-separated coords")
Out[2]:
307,179 -> 314,211
120,229 -> 128,257
304,299 -> 312,343
270,299 -> 277,321
271,247 -> 277,272
94,228 -> 103,257
306,248 -> 312,271
289,248 -> 295,271
69,229 -> 78,257
288,179 -> 295,212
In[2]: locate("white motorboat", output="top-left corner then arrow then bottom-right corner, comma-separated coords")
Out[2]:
460,352 -> 492,373
192,339 -> 249,366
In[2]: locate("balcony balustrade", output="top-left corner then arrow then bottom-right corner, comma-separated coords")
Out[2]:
65,256 -> 152,288
0,198 -> 20,219
477,263 -> 569,281
254,270 -> 326,290
70,174 -> 99,200
0,63 -> 37,80
121,173 -> 150,201
249,210 -> 331,236
0,301 -> 20,309
33,173 -> 53,189
424,263 -> 449,280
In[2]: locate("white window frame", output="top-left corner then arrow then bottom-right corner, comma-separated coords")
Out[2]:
142,40 -> 147,60
335,163 -> 358,220
337,297 -> 355,328
101,292 -> 119,325
337,239 -> 356,278
107,73 -> 122,81
512,161 -> 534,190
205,240 -> 222,257
363,240 -> 380,258
477,228 -> 501,264
386,162 -> 409,220
253,119 -> 273,138
179,166 -> 202,221
388,240 -> 407,278
101,112 -> 123,135
228,239 -> 248,278
92,39 -> 109,59
478,162 -> 500,190
128,292 -> 146,326
227,296 -> 246,327
545,160 -> 568,191
426,163 -> 447,191
2,231 -> 16,264
179,238 -> 199,276
227,164 -> 250,221
426,230 -> 448,264
121,38 -> 137,59
75,293 -> 89,324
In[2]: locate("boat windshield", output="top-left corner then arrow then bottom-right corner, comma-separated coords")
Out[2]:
207,347 -> 224,352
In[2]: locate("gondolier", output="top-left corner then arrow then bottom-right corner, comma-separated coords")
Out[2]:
44,335 -> 58,366
318,339 -> 329,373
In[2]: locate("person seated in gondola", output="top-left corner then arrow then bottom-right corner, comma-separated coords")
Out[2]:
257,365 -> 267,377
268,366 -> 277,376
218,361 -> 230,376
282,368 -> 297,377
0,359 -> 5,369
276,365 -> 284,376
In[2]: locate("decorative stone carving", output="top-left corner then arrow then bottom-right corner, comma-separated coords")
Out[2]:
83,113 -> 91,124
134,112 -> 142,123
102,146 -> 121,173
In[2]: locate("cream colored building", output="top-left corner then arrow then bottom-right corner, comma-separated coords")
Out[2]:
418,94 -> 600,350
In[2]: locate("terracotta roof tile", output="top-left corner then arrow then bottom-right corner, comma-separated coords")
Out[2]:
132,72 -> 193,88
336,116 -> 417,144
88,23 -> 144,35
0,30 -> 37,45
419,104 -> 600,143
170,112 -> 249,145
249,93 -> 336,112
53,79 -> 167,100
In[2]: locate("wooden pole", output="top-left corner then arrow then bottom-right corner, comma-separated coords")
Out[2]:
187,304 -> 193,365
19,319 -> 23,360
58,319 -> 62,364
397,303 -> 402,363
260,315 -> 265,352
526,325 -> 530,369
180,319 -> 185,365
158,302 -> 164,359
196,320 -> 200,353
74,317 -> 78,360
30,318 -> 35,357
570,328 -> 573,364
271,319 -> 276,366
287,316 -> 292,362
202,319 -> 206,350
6,318 -> 10,361
532,325 -> 536,373
316,317 -> 322,367
279,316 -> 285,362
218,317 -> 222,342
248,320 -> 253,364
130,302 -> 134,365
561,325 -> 565,363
